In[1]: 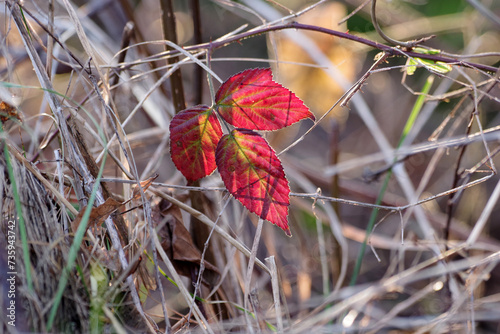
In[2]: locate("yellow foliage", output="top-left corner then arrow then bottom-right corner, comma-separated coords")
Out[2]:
270,2 -> 362,125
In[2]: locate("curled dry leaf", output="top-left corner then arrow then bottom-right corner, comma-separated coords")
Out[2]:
73,198 -> 150,278
153,199 -> 220,286
92,246 -> 119,272
71,197 -> 123,233
131,173 -> 159,200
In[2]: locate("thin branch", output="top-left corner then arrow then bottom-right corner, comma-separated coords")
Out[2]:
99,169 -> 492,219
16,2 -> 500,74
180,22 -> 498,73
339,0 -> 371,25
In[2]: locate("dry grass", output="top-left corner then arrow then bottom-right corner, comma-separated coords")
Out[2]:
1,0 -> 500,333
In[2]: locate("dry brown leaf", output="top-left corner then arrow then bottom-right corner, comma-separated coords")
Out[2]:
0,101 -> 21,124
131,173 -> 159,200
71,197 -> 123,233
93,246 -> 119,272
153,199 -> 220,287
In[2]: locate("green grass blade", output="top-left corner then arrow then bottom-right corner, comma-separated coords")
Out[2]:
350,75 -> 434,286
143,250 -> 209,303
399,76 -> 434,145
46,153 -> 108,330
19,7 -> 32,39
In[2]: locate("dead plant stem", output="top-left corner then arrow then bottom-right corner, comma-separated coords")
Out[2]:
244,218 -> 265,333
160,0 -> 186,112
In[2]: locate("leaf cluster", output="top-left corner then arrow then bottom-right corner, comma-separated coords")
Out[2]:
170,68 -> 315,235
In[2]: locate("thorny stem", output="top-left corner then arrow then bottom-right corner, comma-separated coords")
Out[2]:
181,22 -> 498,74
14,3 -> 500,75
14,0 -> 500,77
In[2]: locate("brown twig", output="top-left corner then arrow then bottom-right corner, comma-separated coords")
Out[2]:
16,3 -> 500,75
160,0 -> 186,113
111,21 -> 135,89
339,0 -> 371,25
190,0 -> 203,105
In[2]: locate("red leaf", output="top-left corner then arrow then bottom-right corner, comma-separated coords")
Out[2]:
170,105 -> 222,181
215,68 -> 314,131
216,129 -> 291,236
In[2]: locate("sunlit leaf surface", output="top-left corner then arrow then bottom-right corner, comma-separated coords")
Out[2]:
215,68 -> 314,131
216,128 -> 291,236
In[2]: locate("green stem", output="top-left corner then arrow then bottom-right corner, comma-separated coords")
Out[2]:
350,75 -> 434,286
46,153 -> 108,330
